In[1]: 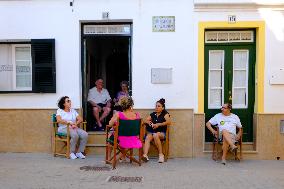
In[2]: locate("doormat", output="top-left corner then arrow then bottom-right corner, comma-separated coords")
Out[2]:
80,166 -> 111,171
107,176 -> 143,183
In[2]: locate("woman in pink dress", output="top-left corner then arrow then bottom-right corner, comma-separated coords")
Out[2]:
108,96 -> 142,160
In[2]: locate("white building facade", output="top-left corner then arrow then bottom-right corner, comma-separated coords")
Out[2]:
1,0 -> 284,159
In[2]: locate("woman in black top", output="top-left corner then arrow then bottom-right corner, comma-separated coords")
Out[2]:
142,98 -> 171,163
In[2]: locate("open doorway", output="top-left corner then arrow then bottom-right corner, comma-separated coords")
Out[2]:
81,24 -> 132,131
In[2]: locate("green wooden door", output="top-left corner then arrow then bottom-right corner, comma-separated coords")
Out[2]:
204,44 -> 255,142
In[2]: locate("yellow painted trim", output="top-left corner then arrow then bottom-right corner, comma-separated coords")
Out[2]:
198,21 -> 265,113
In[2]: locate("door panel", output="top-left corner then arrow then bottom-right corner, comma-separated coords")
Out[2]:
205,44 -> 255,142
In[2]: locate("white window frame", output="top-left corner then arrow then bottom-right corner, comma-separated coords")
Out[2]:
232,49 -> 249,109
208,50 -> 224,109
205,31 -> 254,43
12,44 -> 32,91
83,24 -> 131,35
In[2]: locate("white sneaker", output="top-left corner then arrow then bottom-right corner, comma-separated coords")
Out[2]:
158,154 -> 164,163
70,153 -> 77,160
76,152 -> 86,159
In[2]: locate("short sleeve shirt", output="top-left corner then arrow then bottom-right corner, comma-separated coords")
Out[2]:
56,108 -> 78,132
209,113 -> 242,135
87,87 -> 111,104
116,91 -> 130,101
146,111 -> 169,133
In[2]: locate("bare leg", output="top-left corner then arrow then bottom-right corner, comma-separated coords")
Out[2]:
143,134 -> 153,156
99,107 -> 111,122
153,132 -> 164,155
93,107 -> 102,127
222,139 -> 229,161
222,130 -> 236,148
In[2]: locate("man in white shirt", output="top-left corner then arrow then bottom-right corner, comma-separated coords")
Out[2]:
206,103 -> 242,165
88,79 -> 112,130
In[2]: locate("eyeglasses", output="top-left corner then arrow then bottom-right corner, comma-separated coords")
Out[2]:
221,106 -> 228,109
65,99 -> 71,103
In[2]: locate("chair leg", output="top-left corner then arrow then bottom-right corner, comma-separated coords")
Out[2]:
139,148 -> 142,166
216,143 -> 221,160
240,143 -> 243,160
66,140 -> 70,159
105,143 -> 109,163
130,149 -> 133,163
235,143 -> 241,161
164,142 -> 168,162
125,153 -> 140,165
109,150 -> 120,162
112,147 -> 117,169
53,139 -> 57,157
212,143 -> 216,160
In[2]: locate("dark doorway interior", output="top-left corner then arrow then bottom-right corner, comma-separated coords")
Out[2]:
85,36 -> 130,131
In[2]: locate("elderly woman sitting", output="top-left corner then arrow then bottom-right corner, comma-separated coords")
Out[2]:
56,96 -> 88,160
113,81 -> 130,113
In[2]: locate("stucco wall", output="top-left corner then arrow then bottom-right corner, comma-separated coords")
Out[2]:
0,109 -> 194,158
0,0 -> 195,110
0,109 -> 54,152
193,7 -> 284,113
1,109 -> 284,160
255,114 -> 284,160
1,1 -> 284,113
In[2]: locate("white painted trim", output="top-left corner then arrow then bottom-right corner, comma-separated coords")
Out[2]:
83,24 -> 131,35
205,31 -> 254,43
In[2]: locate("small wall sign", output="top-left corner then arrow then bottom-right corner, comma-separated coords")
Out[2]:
228,15 -> 236,23
102,12 -> 110,20
151,68 -> 173,84
152,16 -> 175,32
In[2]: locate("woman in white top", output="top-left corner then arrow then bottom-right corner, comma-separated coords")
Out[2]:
56,96 -> 88,159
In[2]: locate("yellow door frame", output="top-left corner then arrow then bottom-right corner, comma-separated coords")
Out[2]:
198,21 -> 265,113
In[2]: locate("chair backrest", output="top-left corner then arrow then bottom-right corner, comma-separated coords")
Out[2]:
52,114 -> 58,129
52,114 -> 57,122
118,119 -> 141,136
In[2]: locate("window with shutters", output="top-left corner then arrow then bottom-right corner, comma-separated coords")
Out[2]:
0,39 -> 56,93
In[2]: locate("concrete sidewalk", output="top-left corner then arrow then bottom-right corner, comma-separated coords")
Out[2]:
0,153 -> 284,189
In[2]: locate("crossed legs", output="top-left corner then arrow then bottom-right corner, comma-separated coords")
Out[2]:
221,130 -> 237,162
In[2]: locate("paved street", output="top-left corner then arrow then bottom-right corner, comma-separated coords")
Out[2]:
0,153 -> 284,189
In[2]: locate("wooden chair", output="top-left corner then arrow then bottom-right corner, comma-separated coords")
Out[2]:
212,126 -> 243,161
143,124 -> 170,162
52,114 -> 87,158
105,118 -> 143,169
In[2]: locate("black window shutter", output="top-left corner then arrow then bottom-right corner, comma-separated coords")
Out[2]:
31,39 -> 56,93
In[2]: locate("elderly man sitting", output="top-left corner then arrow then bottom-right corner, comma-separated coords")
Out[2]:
88,78 -> 112,130
206,103 -> 242,165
